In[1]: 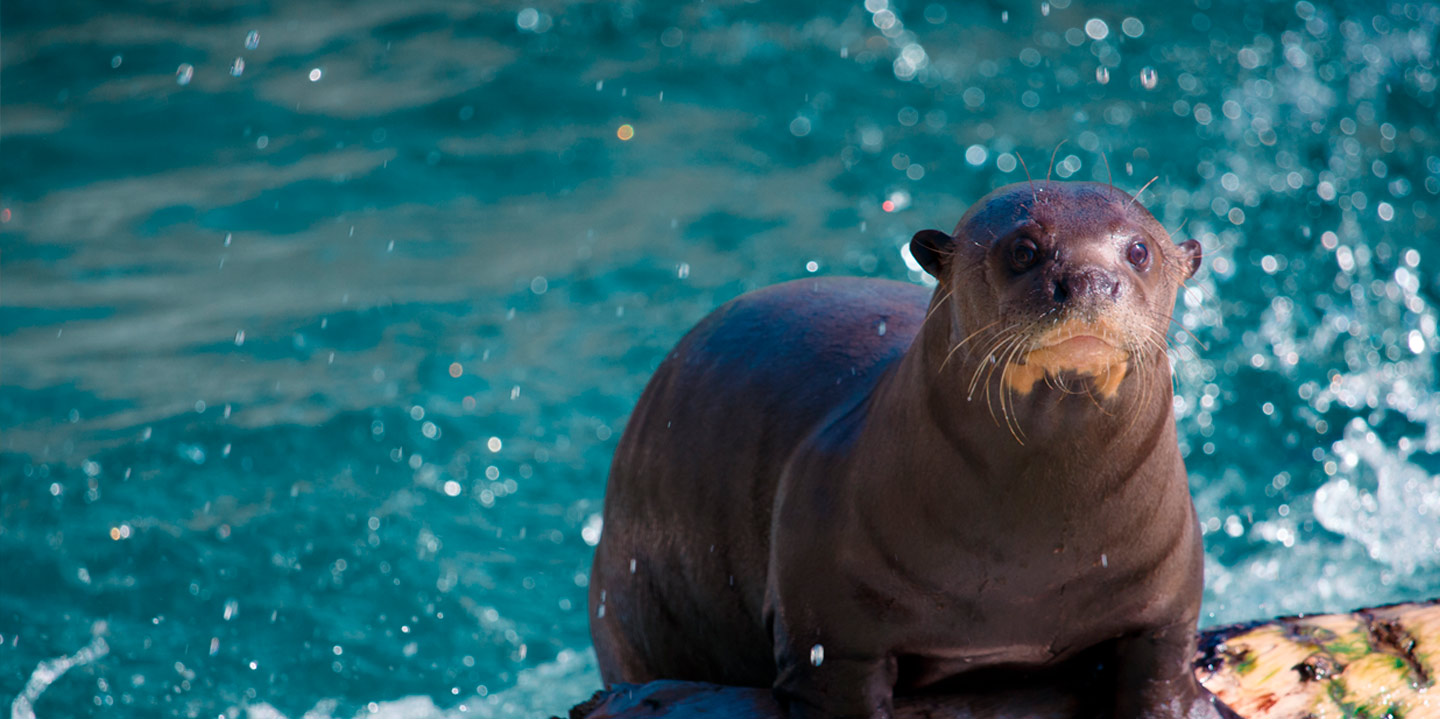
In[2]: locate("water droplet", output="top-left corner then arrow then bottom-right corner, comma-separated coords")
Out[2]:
223,599 -> 239,620
309,68 -> 322,82
810,644 -> 825,666
176,64 -> 194,85
1000,10 -> 1008,22
110,55 -> 122,68
629,558 -> 637,573
1140,66 -> 1158,89
789,116 -> 812,137
230,57 -> 245,77
677,263 -> 690,279
245,30 -> 260,50
1096,66 -> 1110,85
1084,18 -> 1108,40
1041,2 -> 1050,15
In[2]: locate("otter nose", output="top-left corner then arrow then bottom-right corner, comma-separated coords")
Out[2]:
1051,268 -> 1120,304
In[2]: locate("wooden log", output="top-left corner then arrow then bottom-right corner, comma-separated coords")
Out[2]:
569,599 -> 1440,719
1197,599 -> 1439,718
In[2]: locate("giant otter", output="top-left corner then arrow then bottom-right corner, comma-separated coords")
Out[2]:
589,180 -> 1233,719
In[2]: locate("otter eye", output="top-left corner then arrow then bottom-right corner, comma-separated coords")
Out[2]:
1127,241 -> 1150,269
1009,238 -> 1040,271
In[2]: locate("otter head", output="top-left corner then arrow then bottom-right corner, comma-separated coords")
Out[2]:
910,180 -> 1201,401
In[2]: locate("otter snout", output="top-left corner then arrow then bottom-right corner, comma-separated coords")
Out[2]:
1051,267 -> 1121,305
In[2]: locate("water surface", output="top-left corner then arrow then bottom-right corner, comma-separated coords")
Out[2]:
3,0 -> 1440,716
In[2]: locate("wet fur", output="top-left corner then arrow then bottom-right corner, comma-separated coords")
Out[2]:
590,181 -> 1231,719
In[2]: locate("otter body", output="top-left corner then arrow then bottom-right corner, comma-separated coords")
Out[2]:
590,181 -> 1233,719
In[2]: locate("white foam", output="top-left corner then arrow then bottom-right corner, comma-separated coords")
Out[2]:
1314,418 -> 1440,573
240,648 -> 600,719
10,627 -> 110,719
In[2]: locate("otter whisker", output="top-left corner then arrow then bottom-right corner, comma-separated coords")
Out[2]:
921,288 -> 957,331
969,325 -> 1024,397
1129,175 -> 1159,207
941,319 -> 1005,373
1016,151 -> 1038,204
978,329 -> 1026,418
1136,307 -> 1209,352
980,328 -> 1031,425
1084,372 -> 1112,414
1118,344 -> 1149,433
1047,139 -> 1069,183
1168,217 -> 1190,240
967,329 -> 1008,399
997,335 -> 1032,444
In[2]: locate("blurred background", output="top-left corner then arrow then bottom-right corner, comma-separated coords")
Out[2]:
2,0 -> 1439,716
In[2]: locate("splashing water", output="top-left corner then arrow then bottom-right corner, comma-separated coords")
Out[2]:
6,0 -> 1440,716
11,630 -> 110,719
1139,66 -> 1158,90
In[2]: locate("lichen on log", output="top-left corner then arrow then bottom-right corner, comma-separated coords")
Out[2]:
1197,599 -> 1439,718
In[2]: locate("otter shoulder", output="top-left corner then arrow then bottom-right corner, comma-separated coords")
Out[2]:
676,277 -> 929,381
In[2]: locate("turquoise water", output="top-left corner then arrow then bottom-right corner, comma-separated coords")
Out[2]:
3,0 -> 1439,716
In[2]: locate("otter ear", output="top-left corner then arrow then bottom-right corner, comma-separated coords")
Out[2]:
910,229 -> 955,280
1177,239 -> 1202,279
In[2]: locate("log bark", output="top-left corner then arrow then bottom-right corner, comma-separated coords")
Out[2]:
569,599 -> 1440,719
